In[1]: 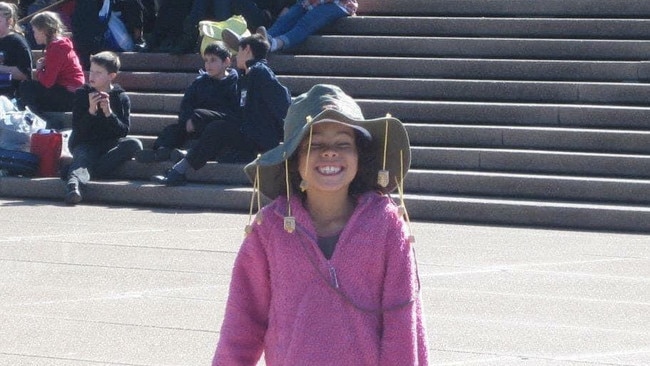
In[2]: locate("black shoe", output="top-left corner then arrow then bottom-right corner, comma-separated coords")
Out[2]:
151,169 -> 186,186
64,182 -> 82,205
136,148 -> 171,163
169,148 -> 187,164
133,39 -> 148,52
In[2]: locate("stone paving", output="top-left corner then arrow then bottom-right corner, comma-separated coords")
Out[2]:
0,198 -> 648,365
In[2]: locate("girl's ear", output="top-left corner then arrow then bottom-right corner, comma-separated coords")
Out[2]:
109,72 -> 118,81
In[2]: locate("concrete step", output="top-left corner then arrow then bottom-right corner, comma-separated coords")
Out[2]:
408,170 -> 650,204
360,0 -> 650,17
115,72 -> 650,105
413,147 -> 650,178
325,16 -> 650,39
117,53 -> 650,82
4,176 -> 650,233
293,36 -> 650,60
279,76 -> 650,105
111,160 -> 650,205
404,193 -> 650,233
44,100 -> 650,137
358,100 -> 650,128
407,124 -> 650,154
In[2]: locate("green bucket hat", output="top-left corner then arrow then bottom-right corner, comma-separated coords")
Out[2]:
244,84 -> 411,200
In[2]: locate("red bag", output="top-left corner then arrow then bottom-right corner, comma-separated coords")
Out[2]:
30,130 -> 63,177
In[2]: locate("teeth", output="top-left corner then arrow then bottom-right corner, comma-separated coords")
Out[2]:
318,166 -> 341,175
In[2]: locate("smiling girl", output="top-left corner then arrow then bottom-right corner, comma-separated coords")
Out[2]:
212,84 -> 429,365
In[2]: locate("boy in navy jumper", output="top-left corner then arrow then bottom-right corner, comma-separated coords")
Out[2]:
152,32 -> 290,187
136,41 -> 240,164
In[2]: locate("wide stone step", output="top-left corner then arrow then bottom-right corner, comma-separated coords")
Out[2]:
407,124 -> 650,154
408,170 -> 650,204
360,0 -> 650,17
279,76 -> 650,105
118,54 -> 650,82
293,36 -> 650,60
116,71 -> 650,105
325,16 -> 650,39
3,176 -> 650,233
113,160 -> 650,204
256,56 -> 650,82
413,147 -> 650,178
358,100 -> 650,128
47,101 -> 650,136
404,194 -> 650,233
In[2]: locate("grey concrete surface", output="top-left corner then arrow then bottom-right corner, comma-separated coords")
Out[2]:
0,198 -> 648,366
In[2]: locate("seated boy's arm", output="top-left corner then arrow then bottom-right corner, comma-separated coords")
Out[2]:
71,88 -> 95,136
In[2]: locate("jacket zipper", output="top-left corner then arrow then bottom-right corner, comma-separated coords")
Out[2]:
329,264 -> 339,289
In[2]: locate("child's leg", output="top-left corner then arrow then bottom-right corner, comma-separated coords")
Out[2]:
93,138 -> 143,178
68,144 -> 102,185
267,2 -> 304,38
274,3 -> 347,50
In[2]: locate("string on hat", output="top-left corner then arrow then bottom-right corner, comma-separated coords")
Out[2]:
395,149 -> 415,243
377,115 -> 390,188
299,117 -> 313,192
284,152 -> 296,233
245,155 -> 262,236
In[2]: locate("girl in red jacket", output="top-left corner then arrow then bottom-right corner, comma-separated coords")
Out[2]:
18,11 -> 84,115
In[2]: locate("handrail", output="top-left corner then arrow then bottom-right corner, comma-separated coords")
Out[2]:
17,0 -> 73,25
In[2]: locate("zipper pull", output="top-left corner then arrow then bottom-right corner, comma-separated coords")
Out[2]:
329,266 -> 339,289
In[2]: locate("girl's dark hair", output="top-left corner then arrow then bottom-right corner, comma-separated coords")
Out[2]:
288,129 -> 378,200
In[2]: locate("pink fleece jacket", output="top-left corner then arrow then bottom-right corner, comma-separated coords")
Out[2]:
212,191 -> 429,365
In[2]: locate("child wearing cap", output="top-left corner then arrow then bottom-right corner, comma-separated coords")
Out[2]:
212,84 -> 429,365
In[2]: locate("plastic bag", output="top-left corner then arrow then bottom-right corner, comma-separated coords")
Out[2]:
104,11 -> 134,52
199,15 -> 250,54
0,107 -> 48,152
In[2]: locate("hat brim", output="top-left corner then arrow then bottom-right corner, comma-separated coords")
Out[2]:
244,108 -> 411,200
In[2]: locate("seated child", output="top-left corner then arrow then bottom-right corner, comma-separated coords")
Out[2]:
18,11 -> 84,114
64,51 -> 143,205
151,30 -> 290,186
136,41 -> 239,164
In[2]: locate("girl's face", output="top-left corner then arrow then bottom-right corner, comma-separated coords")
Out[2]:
298,122 -> 359,196
0,14 -> 11,38
203,54 -> 228,78
32,27 -> 46,45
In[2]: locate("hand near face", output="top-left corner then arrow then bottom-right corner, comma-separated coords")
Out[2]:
97,92 -> 111,115
88,92 -> 110,116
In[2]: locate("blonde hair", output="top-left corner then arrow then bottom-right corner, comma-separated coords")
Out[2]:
30,11 -> 65,44
0,2 -> 21,35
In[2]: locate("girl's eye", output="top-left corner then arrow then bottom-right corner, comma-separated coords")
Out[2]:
303,142 -> 354,152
